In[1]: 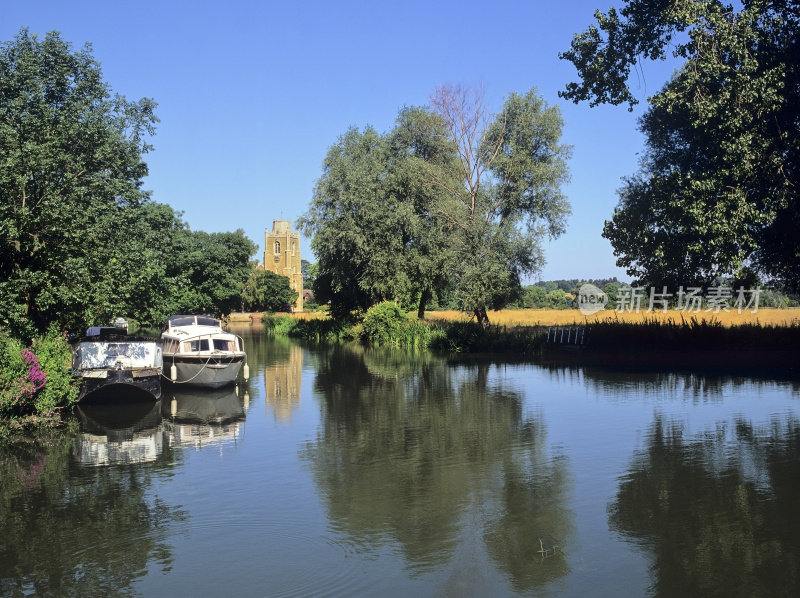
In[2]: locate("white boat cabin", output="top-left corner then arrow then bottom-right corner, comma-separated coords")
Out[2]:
161,315 -> 243,355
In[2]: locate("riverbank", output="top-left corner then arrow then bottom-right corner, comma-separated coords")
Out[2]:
254,308 -> 800,378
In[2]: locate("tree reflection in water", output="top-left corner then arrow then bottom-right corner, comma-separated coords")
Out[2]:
610,414 -> 800,598
0,407 -> 187,597
302,345 -> 573,593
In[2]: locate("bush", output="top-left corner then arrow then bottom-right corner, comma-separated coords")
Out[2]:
262,314 -> 352,343
361,301 -> 408,346
0,330 -> 29,416
0,326 -> 78,419
262,315 -> 298,336
30,326 -> 79,412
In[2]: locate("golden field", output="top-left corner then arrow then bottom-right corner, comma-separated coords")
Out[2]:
233,307 -> 800,328
424,308 -> 800,327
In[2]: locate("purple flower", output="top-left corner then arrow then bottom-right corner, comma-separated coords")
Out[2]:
14,349 -> 47,404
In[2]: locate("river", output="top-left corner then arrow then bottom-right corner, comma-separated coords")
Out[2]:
2,329 -> 799,597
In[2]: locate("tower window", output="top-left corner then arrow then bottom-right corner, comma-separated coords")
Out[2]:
274,241 -> 281,254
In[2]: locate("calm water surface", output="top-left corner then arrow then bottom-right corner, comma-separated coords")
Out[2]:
2,330 -> 799,597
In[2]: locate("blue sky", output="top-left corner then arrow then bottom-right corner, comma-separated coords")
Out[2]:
2,0 -> 680,281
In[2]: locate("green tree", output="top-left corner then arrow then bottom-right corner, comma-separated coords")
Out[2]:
241,266 -> 299,312
603,281 -> 621,308
0,29 -> 158,338
170,229 -> 256,317
561,1 -> 800,290
430,85 -> 571,326
301,259 -> 317,289
546,288 -> 569,310
299,126 -> 387,318
299,107 -> 456,320
523,285 -> 548,308
386,106 -> 458,318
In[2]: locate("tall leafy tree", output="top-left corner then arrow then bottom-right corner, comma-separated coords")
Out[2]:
299,126 -> 388,318
430,85 -> 571,326
241,266 -> 299,312
561,1 -> 800,290
385,106 -> 459,318
299,107 -> 456,319
0,29 -> 158,337
169,229 -> 256,318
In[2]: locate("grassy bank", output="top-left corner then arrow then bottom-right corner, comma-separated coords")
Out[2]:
261,306 -> 800,376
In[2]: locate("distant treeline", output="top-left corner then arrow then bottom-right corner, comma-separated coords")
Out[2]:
514,279 -> 800,310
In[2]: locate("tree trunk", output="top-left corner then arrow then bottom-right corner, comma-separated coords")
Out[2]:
474,306 -> 490,329
417,289 -> 430,320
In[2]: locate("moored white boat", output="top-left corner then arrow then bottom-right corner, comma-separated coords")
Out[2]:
160,315 -> 248,388
71,327 -> 163,401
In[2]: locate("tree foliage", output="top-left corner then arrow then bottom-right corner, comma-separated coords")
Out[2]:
169,228 -> 256,318
302,87 -> 571,326
561,1 -> 800,290
430,85 -> 571,326
241,266 -> 299,313
0,29 -> 159,338
0,29 -> 257,337
299,106 -> 456,320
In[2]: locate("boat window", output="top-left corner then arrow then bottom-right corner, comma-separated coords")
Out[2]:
196,316 -> 219,327
213,339 -> 233,351
170,316 -> 195,327
188,339 -> 210,352
182,339 -> 209,352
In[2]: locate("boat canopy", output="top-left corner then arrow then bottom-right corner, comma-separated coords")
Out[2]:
163,315 -> 221,329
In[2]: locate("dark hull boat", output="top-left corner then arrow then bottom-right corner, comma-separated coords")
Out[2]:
71,327 -> 163,402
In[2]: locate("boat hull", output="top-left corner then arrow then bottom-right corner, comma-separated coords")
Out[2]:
162,354 -> 245,388
76,367 -> 162,402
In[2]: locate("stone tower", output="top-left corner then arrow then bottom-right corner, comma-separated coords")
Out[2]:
263,220 -> 303,312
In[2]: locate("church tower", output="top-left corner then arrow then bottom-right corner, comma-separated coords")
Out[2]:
263,220 -> 303,312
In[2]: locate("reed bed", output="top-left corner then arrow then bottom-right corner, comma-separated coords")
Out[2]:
425,308 -> 800,328
260,308 -> 800,376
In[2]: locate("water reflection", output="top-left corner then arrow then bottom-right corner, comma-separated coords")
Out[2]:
264,339 -> 303,422
74,400 -> 165,466
610,414 -> 800,597
302,344 -> 573,593
1,416 -> 183,596
540,362 -> 800,401
162,386 -> 246,451
0,384 -> 249,597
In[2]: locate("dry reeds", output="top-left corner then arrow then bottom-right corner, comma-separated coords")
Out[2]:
425,308 -> 800,328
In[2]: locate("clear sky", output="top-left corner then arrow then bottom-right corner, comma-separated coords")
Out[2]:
1,0 -> 681,282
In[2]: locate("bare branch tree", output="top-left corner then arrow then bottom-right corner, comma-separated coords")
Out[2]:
430,83 -> 506,219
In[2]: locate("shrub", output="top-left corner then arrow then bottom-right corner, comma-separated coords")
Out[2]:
0,326 -> 78,419
262,314 -> 352,342
262,315 -> 298,336
0,330 -> 29,416
30,326 -> 79,412
361,301 -> 408,346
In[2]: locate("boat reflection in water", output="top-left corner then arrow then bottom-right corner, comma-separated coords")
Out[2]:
72,387 -> 247,466
73,399 -> 165,466
162,386 -> 246,450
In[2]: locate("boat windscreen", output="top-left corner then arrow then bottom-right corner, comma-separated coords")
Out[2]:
196,316 -> 219,327
170,316 -> 195,327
